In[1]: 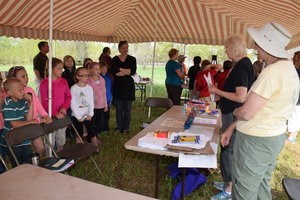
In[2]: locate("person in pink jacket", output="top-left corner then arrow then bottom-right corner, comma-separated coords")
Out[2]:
40,58 -> 71,151
6,66 -> 52,155
88,62 -> 107,137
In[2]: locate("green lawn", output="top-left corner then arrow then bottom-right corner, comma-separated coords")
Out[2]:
1,64 -> 299,199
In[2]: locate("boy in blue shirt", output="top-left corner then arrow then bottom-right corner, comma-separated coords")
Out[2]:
1,78 -> 38,166
100,61 -> 113,133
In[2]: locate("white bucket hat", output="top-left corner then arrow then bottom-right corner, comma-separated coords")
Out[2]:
247,22 -> 292,58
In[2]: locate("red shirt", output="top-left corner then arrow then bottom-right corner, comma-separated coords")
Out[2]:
215,70 -> 230,90
195,69 -> 217,98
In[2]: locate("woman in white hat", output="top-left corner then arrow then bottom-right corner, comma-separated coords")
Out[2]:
224,22 -> 299,200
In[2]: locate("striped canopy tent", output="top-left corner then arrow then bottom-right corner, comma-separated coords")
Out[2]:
1,0 -> 299,49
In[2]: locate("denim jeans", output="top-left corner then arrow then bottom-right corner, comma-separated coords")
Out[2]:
114,99 -> 132,131
220,112 -> 236,184
5,145 -> 32,167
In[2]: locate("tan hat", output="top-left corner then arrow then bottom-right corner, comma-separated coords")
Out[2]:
247,22 -> 292,58
178,55 -> 186,61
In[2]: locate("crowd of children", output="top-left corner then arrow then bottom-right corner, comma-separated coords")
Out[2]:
0,48 -> 113,173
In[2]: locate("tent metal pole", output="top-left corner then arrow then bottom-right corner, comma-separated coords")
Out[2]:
148,0 -> 159,117
47,0 -> 54,157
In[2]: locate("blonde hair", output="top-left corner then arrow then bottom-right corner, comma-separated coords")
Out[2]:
225,34 -> 247,58
3,78 -> 21,92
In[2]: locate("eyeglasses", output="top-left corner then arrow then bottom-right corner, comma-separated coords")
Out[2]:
77,74 -> 89,77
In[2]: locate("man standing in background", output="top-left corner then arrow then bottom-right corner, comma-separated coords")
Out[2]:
33,41 -> 49,89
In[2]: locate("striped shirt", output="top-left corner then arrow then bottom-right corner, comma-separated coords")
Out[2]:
0,97 -> 30,146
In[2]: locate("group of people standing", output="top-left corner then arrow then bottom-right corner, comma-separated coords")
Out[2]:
165,22 -> 300,200
0,40 -> 137,173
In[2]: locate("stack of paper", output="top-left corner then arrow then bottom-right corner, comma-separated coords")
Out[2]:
178,142 -> 218,168
138,132 -> 168,150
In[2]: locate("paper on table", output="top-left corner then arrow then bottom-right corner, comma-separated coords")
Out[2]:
185,125 -> 215,141
160,118 -> 183,128
194,117 -> 217,125
178,142 -> 218,168
138,132 -> 168,150
198,111 -> 220,117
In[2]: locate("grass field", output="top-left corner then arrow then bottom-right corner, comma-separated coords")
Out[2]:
1,64 -> 299,199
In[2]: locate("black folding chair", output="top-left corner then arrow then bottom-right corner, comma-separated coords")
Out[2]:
4,124 -> 74,172
141,97 -> 173,129
42,116 -> 102,177
282,177 -> 300,200
0,154 -> 8,172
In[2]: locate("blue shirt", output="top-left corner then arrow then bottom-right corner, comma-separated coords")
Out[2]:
101,73 -> 113,105
165,60 -> 182,86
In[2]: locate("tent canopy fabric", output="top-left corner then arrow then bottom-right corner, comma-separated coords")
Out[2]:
0,0 -> 299,48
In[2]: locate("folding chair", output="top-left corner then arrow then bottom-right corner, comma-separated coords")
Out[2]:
4,124 -> 74,172
42,116 -> 102,176
0,154 -> 8,172
141,97 -> 173,129
282,177 -> 300,200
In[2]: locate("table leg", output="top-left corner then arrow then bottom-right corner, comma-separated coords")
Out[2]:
155,155 -> 160,198
181,168 -> 186,200
143,84 -> 147,101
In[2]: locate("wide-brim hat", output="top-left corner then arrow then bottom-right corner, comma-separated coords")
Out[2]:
178,55 -> 187,60
247,22 -> 292,58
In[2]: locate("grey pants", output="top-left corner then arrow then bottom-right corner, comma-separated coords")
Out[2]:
220,112 -> 236,184
232,131 -> 285,200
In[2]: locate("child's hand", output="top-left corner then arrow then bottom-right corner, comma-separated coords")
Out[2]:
59,108 -> 67,115
41,116 -> 53,124
56,112 -> 65,119
30,119 -> 39,124
104,107 -> 108,112
78,117 -> 85,122
86,115 -> 92,121
24,93 -> 33,103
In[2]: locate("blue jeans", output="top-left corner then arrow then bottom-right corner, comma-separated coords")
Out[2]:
5,145 -> 32,167
0,129 -> 6,173
114,99 -> 132,131
220,112 -> 236,184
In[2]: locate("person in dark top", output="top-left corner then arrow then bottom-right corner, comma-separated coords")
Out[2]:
82,58 -> 93,68
99,47 -> 112,69
33,41 -> 49,86
111,41 -> 136,134
62,55 -> 76,88
209,34 -> 255,200
187,56 -> 201,90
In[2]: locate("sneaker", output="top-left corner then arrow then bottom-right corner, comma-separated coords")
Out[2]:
287,137 -> 296,144
213,181 -> 225,191
114,129 -> 121,134
210,191 -> 232,200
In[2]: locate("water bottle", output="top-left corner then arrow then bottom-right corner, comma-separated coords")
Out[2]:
182,103 -> 187,115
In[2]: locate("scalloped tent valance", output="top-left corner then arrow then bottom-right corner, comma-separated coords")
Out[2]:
0,0 -> 299,49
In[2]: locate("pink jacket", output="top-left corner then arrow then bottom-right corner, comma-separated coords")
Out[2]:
88,76 -> 107,109
24,87 -> 48,121
40,77 -> 71,116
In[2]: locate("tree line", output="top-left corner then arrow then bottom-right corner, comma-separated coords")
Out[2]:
0,36 -> 256,67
